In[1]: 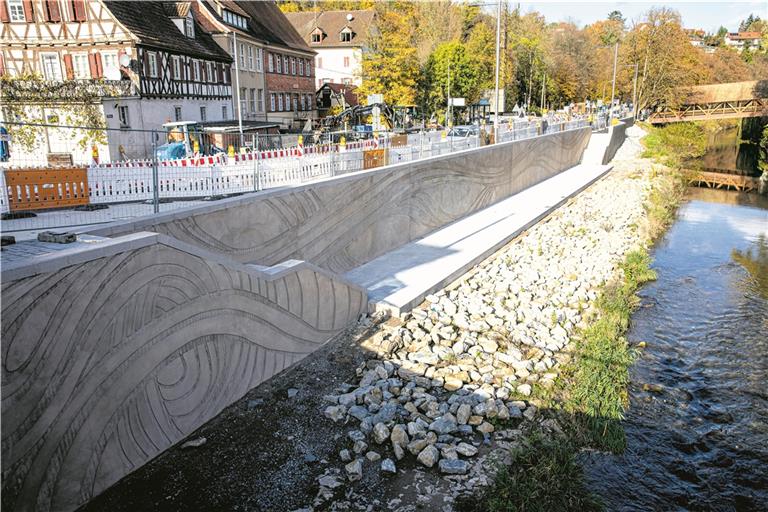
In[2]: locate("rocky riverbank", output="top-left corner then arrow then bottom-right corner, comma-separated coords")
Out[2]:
307,125 -> 663,510
82,125 -> 668,512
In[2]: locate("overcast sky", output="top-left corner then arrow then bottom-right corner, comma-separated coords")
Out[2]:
512,0 -> 767,33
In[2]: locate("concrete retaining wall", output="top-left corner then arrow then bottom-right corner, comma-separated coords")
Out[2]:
602,117 -> 634,165
89,128 -> 592,275
1,233 -> 366,512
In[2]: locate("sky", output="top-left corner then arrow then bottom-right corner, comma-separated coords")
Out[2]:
513,0 -> 768,33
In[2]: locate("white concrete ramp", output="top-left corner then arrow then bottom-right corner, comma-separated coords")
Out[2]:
345,162 -> 613,315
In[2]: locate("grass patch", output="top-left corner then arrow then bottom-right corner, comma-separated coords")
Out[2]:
639,122 -> 707,168
564,249 -> 656,452
479,434 -> 602,512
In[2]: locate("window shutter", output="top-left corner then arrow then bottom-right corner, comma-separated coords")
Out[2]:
0,1 -> 10,22
88,53 -> 98,77
45,0 -> 61,21
22,0 -> 34,22
142,50 -> 149,77
63,54 -> 73,79
71,0 -> 85,21
94,52 -> 103,78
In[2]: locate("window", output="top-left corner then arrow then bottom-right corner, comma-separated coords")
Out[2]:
192,60 -> 200,81
268,53 -> 274,72
239,87 -> 246,115
72,53 -> 90,79
299,59 -> 304,76
257,88 -> 264,112
305,59 -> 311,76
270,93 -> 276,111
174,106 -> 182,121
290,57 -> 296,75
283,56 -> 288,74
293,94 -> 298,112
311,31 -> 321,44
278,93 -> 283,111
40,53 -> 62,80
222,105 -> 228,120
276,54 -> 281,73
102,51 -> 118,77
211,63 -> 217,82
343,56 -> 349,68
249,88 -> 256,114
147,52 -> 158,78
222,64 -> 228,83
239,43 -> 245,68
184,17 -> 194,38
8,0 -> 25,22
307,94 -> 313,110
206,61 -> 213,82
222,10 -> 247,29
340,28 -> 352,42
200,106 -> 206,121
256,48 -> 263,72
118,105 -> 130,127
301,94 -> 306,111
343,78 -> 351,85
247,46 -> 254,70
172,55 -> 181,79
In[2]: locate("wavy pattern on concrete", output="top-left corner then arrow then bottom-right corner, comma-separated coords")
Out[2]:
1,235 -> 366,512
91,129 -> 591,274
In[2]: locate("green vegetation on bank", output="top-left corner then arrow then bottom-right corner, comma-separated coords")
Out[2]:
639,122 -> 707,168
466,152 -> 687,512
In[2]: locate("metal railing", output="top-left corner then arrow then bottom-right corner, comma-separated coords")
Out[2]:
0,117 -> 589,238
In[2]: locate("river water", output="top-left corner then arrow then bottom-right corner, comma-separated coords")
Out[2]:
582,188 -> 768,511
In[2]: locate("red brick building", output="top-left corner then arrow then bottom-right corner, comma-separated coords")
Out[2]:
236,1 -> 316,129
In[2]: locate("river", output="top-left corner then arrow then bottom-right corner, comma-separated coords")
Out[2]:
695,121 -> 761,176
581,188 -> 768,510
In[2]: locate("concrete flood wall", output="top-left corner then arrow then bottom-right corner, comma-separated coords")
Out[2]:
0,233 -> 366,512
1,127 -> 592,511
89,128 -> 592,275
602,116 -> 634,165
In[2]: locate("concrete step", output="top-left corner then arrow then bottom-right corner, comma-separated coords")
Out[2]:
344,162 -> 613,316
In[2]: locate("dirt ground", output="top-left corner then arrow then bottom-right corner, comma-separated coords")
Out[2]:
79,316 -> 512,512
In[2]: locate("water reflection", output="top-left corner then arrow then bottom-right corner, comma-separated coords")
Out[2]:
732,234 -> 768,300
581,190 -> 768,510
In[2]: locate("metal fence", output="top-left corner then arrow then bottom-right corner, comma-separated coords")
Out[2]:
0,117 -> 589,239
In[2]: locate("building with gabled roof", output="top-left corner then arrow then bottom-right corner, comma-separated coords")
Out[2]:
1,0 -> 234,163
285,9 -> 375,89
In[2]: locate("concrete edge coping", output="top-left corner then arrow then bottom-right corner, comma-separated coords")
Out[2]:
369,163 -> 615,317
83,126 -> 592,239
2,230 -> 369,297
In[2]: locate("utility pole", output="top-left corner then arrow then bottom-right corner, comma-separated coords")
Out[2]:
493,0 -> 502,141
609,41 -> 618,124
632,62 -> 639,118
447,59 -> 452,128
233,32 -> 243,145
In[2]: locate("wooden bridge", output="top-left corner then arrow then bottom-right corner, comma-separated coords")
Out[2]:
649,80 -> 768,124
687,170 -> 761,192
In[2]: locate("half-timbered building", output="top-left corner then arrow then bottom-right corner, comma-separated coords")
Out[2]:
0,0 -> 233,161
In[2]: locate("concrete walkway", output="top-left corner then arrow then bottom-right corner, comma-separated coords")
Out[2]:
345,162 -> 613,315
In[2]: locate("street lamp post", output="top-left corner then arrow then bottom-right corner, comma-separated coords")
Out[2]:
493,0 -> 502,142
609,42 -> 618,124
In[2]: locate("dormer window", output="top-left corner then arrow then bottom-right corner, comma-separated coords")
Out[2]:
184,17 -> 194,38
311,27 -> 323,44
222,9 -> 247,30
340,27 -> 353,42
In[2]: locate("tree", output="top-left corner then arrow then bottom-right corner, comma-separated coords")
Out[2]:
421,41 -> 479,121
357,2 -> 419,106
607,10 -> 625,24
0,73 -> 111,151
622,8 -> 707,113
701,48 -> 753,83
464,20 -> 496,94
547,23 -> 597,106
739,14 -> 761,32
413,1 -> 463,63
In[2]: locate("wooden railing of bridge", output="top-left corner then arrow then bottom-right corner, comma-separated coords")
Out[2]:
688,170 -> 761,192
649,80 -> 768,124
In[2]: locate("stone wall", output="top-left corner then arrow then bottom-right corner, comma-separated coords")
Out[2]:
89,127 -> 592,275
1,233 -> 366,512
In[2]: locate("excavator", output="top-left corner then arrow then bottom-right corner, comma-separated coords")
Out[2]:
319,103 -> 421,137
